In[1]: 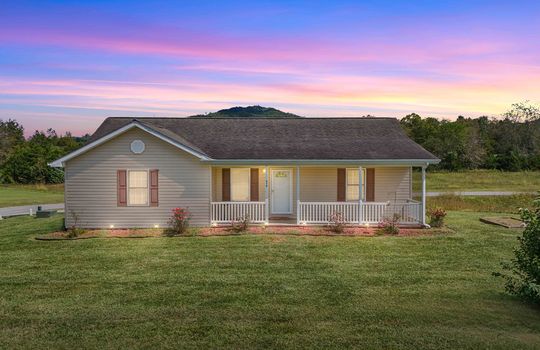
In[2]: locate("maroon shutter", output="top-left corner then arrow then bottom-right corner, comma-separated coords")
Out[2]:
337,168 -> 346,201
250,168 -> 259,201
222,168 -> 231,201
149,169 -> 159,207
117,170 -> 127,207
366,168 -> 375,202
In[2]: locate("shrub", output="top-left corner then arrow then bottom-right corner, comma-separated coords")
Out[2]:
378,213 -> 400,235
166,207 -> 191,236
231,215 -> 250,233
66,226 -> 84,238
328,212 -> 345,234
66,209 -> 84,238
428,207 -> 447,227
493,195 -> 540,303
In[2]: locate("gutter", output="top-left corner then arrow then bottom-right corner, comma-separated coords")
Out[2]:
201,159 -> 440,166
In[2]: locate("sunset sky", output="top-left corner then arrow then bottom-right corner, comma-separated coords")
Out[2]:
1,0 -> 539,135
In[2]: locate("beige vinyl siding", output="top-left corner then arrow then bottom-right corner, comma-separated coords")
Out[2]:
65,128 -> 211,228
298,167 -> 337,202
211,165 -> 411,206
373,167 -> 411,202
298,166 -> 411,203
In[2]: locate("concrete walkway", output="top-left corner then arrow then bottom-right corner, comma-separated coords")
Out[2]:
414,191 -> 535,197
0,203 -> 64,219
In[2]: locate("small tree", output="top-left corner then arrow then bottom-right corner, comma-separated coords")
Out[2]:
378,213 -> 400,235
66,209 -> 84,238
328,212 -> 345,234
494,195 -> 540,303
231,215 -> 250,233
166,207 -> 191,236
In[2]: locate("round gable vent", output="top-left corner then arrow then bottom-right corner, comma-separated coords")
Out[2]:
130,140 -> 145,154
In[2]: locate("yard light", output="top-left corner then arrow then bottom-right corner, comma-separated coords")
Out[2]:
109,224 -> 114,228
211,222 -> 217,227
264,221 -> 269,226
154,224 -> 159,228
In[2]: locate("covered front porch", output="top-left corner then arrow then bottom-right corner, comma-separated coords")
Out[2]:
209,164 -> 428,227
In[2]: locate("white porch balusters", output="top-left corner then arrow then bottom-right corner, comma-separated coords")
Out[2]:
421,165 -> 427,226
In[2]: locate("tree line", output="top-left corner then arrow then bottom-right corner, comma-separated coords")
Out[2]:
0,119 -> 88,184
400,102 -> 540,171
1,102 -> 539,184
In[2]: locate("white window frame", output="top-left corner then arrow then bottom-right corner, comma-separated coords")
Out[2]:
230,168 -> 251,202
127,169 -> 149,206
346,168 -> 366,201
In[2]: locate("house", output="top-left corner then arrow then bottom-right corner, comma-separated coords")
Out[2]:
50,117 -> 439,228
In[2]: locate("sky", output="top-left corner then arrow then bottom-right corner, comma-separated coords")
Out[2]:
1,0 -> 540,135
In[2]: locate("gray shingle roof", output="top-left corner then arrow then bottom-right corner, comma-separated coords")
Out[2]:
89,117 -> 438,161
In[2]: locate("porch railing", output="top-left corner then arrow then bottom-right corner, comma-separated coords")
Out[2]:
297,202 -> 360,224
211,201 -> 267,224
210,200 -> 422,225
298,201 -> 422,225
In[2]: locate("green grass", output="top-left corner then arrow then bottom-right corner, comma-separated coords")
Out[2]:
413,170 -> 540,192
0,213 -> 539,349
0,184 -> 64,207
425,194 -> 536,214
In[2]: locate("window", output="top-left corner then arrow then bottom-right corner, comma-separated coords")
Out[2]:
231,168 -> 250,201
346,168 -> 366,201
128,170 -> 148,205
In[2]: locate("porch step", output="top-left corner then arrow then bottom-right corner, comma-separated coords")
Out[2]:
268,216 -> 293,220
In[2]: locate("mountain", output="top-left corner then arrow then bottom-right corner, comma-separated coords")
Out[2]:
189,105 -> 303,118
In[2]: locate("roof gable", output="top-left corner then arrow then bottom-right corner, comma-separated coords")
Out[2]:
49,121 -> 210,167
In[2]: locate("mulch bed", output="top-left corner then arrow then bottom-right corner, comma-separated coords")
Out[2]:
35,226 -> 452,240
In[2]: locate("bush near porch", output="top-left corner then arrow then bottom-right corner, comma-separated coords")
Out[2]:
1,212 -> 539,349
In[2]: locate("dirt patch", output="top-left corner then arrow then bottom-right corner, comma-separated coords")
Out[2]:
480,216 -> 525,228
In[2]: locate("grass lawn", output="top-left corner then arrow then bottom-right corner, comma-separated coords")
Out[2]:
0,184 -> 64,207
425,194 -> 536,214
413,169 -> 540,192
1,213 -> 539,349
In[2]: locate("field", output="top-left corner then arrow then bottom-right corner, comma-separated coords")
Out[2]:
0,184 -> 64,208
413,169 -> 540,192
425,194 -> 535,213
0,212 -> 539,349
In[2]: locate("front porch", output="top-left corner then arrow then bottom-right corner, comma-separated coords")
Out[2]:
210,165 -> 428,227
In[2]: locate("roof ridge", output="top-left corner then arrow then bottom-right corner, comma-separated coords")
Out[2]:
104,116 -> 398,120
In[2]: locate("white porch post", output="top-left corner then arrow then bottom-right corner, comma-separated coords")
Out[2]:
296,165 -> 300,225
209,166 -> 213,225
358,165 -> 363,225
265,165 -> 269,224
421,165 -> 427,226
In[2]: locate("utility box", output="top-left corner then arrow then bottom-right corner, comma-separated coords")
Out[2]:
36,210 -> 57,218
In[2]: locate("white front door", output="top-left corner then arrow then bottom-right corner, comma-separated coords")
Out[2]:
271,169 -> 292,214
